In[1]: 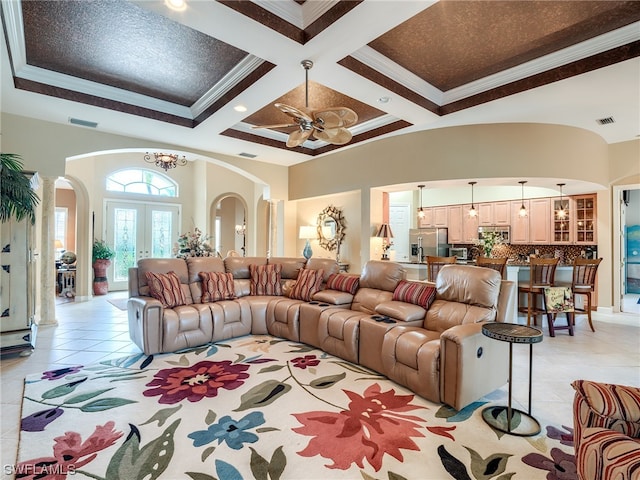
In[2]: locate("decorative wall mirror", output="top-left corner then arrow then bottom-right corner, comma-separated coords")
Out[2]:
317,205 -> 346,252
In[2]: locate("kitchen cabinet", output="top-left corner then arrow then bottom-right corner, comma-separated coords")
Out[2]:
529,197 -> 551,244
510,200 -> 529,244
462,204 -> 479,243
417,207 -> 431,228
433,206 -> 448,227
478,203 -> 494,226
493,202 -> 510,225
551,197 -> 571,244
447,205 -> 463,244
574,194 -> 596,244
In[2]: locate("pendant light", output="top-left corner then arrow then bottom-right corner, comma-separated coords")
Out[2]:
417,184 -> 425,219
556,183 -> 567,219
518,181 -> 528,217
468,181 -> 478,217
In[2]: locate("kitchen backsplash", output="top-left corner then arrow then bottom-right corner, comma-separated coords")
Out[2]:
455,244 -> 597,265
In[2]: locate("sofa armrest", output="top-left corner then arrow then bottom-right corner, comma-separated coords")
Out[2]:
127,296 -> 164,355
440,322 -> 509,410
496,280 -> 515,323
577,427 -> 640,480
375,301 -> 426,322
312,289 -> 353,306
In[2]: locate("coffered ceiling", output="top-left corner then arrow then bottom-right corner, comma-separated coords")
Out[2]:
1,0 -> 639,166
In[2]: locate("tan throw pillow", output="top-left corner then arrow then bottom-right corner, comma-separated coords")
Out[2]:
289,268 -> 325,301
249,263 -> 282,296
145,271 -> 187,308
199,271 -> 236,303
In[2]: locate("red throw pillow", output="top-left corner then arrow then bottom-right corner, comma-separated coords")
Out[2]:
199,271 -> 236,302
392,280 -> 436,309
145,271 -> 187,308
289,268 -> 325,301
249,263 -> 282,296
325,273 -> 359,295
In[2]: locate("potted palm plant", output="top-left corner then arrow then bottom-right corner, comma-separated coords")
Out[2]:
92,239 -> 115,295
0,153 -> 39,224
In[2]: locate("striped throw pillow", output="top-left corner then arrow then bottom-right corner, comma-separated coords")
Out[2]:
249,263 -> 283,296
199,271 -> 236,302
392,280 -> 436,309
325,273 -> 360,294
145,271 -> 187,308
289,268 -> 325,301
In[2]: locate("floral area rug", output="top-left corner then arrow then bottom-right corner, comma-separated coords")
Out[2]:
17,335 -> 577,479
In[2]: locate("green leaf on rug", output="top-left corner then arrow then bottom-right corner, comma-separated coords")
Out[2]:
205,409 -> 217,425
464,446 -> 512,479
258,364 -> 286,374
249,445 -> 286,480
80,397 -> 137,412
167,355 -> 190,366
64,388 -> 114,404
234,380 -> 291,411
140,404 -> 182,427
105,419 -> 180,480
201,446 -> 216,462
41,378 -> 88,399
309,372 -> 346,389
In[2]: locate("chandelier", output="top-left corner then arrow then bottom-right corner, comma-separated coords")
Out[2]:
144,152 -> 187,172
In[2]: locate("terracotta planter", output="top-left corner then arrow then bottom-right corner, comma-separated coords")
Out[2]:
92,259 -> 111,295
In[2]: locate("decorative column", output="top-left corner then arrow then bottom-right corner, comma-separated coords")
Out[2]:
39,176 -> 58,325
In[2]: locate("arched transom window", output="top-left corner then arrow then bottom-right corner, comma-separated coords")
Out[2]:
106,169 -> 177,197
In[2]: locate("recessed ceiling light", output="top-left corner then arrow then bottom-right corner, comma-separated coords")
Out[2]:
378,96 -> 391,104
234,105 -> 248,113
165,0 -> 186,12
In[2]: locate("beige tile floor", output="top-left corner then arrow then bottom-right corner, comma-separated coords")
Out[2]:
1,292 -> 639,478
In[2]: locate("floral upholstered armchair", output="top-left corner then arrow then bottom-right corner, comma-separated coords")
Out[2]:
572,379 -> 640,480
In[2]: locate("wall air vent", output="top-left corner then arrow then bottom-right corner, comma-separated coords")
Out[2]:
596,116 -> 615,125
69,117 -> 98,128
239,152 -> 257,158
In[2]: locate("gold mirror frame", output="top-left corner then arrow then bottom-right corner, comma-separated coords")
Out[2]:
316,205 -> 346,252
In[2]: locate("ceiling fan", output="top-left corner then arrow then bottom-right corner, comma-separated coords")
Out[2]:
252,60 -> 358,148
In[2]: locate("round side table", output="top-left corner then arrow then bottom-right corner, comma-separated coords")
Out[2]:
481,322 -> 543,436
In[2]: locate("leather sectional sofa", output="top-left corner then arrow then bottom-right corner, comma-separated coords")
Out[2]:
127,256 -> 514,410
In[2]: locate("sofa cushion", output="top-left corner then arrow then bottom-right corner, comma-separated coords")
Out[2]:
289,268 -> 325,301
325,273 -> 359,294
249,263 -> 283,296
268,257 -> 306,280
393,280 -> 436,309
199,271 -> 236,302
145,271 -> 187,308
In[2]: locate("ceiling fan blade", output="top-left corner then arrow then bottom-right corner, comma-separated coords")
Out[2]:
314,127 -> 353,145
251,123 -> 297,129
286,128 -> 312,148
313,107 -> 358,129
275,103 -> 312,122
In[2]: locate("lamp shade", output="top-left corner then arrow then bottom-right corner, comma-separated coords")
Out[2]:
299,226 -> 316,239
375,223 -> 394,239
54,239 -> 64,249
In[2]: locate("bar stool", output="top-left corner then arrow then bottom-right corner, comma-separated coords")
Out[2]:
476,256 -> 508,278
425,255 -> 457,283
569,258 -> 602,332
518,257 -> 559,327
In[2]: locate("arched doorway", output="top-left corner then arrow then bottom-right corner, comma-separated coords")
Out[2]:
213,195 -> 247,257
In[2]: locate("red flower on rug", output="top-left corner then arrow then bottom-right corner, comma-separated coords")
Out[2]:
143,360 -> 250,404
292,383 -> 426,471
291,355 -> 320,369
15,421 -> 122,479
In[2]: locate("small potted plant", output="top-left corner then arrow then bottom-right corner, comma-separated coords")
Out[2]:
92,239 -> 115,295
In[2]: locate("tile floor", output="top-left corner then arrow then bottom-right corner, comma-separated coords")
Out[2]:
1,292 -> 639,478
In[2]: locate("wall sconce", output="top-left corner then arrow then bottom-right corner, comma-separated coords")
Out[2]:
375,223 -> 394,260
468,181 -> 478,217
556,183 -> 567,220
235,222 -> 246,257
518,180 -> 528,217
417,184 -> 425,219
299,226 -> 316,260
144,152 -> 187,172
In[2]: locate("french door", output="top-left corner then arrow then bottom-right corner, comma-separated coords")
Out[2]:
105,200 -> 180,290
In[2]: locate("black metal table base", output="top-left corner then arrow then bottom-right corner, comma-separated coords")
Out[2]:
481,405 -> 541,437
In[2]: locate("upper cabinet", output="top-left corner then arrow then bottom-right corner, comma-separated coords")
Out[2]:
510,200 -> 529,244
551,197 -> 571,244
574,194 -> 596,244
447,205 -> 463,243
529,198 -> 551,244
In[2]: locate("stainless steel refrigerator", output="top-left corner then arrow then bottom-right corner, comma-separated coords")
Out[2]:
409,228 -> 449,263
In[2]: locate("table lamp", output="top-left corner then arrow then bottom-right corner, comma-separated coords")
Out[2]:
299,226 -> 316,260
376,223 -> 394,260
